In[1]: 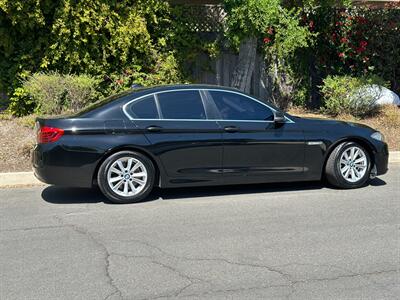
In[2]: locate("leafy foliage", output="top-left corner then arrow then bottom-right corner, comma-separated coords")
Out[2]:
8,87 -> 35,117
224,0 -> 311,56
0,0 -> 183,105
19,72 -> 100,115
1,0 -> 399,115
321,75 -> 388,117
223,0 -> 312,108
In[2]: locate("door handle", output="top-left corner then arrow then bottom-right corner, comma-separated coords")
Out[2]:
146,126 -> 163,132
224,126 -> 239,133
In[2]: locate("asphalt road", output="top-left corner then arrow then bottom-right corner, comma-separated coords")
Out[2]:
1,165 -> 399,300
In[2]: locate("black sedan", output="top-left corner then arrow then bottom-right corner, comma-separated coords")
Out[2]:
32,85 -> 389,203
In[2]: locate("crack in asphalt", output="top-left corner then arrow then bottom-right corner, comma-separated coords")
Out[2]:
121,238 -> 295,281
46,219 -> 398,300
0,224 -> 70,232
111,238 -> 398,299
273,262 -> 399,298
146,261 -> 208,300
53,216 -> 123,300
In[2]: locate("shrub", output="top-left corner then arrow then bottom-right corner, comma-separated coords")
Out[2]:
8,87 -> 36,117
101,53 -> 185,95
63,75 -> 100,112
22,73 -> 66,115
321,75 -> 388,117
20,72 -> 100,115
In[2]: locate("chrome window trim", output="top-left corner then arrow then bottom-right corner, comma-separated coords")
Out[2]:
122,88 -> 295,123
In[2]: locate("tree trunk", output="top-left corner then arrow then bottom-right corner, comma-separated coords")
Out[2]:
230,36 -> 257,91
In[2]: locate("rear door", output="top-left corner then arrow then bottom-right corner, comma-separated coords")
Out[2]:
124,90 -> 223,186
206,90 -> 305,184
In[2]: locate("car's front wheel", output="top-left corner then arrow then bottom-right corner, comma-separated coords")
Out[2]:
325,142 -> 371,189
97,151 -> 155,204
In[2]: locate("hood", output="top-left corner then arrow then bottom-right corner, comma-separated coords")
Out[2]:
292,116 -> 374,131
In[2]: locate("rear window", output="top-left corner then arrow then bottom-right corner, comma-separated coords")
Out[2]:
129,95 -> 159,119
157,90 -> 206,120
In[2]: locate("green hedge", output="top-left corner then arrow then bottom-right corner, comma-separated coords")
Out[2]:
321,75 -> 388,117
9,73 -> 100,116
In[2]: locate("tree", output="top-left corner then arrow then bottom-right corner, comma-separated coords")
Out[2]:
223,0 -> 311,98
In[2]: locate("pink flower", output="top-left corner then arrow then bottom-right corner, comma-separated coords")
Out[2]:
338,52 -> 345,58
360,40 -> 368,48
356,47 -> 365,54
263,37 -> 271,44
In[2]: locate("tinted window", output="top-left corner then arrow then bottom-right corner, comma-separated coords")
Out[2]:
130,95 -> 159,119
210,91 -> 274,121
157,91 -> 206,120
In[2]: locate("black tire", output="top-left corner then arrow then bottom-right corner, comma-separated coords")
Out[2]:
97,151 -> 155,204
325,141 -> 371,189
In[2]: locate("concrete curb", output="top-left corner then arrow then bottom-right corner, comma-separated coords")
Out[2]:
1,152 -> 399,188
391,151 -> 400,163
0,172 -> 44,188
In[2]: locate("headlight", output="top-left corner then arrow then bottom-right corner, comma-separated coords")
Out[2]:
371,131 -> 385,142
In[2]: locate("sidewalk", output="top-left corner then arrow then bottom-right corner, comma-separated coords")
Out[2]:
1,152 -> 399,188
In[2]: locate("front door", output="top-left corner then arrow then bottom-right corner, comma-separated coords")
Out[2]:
206,90 -> 305,184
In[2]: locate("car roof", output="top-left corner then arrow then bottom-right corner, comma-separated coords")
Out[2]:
134,84 -> 241,94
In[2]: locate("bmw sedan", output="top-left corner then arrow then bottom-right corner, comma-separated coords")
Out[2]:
32,85 -> 389,203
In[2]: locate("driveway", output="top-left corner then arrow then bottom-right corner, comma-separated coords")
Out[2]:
1,165 -> 399,299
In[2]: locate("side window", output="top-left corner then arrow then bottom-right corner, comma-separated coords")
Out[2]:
209,91 -> 274,121
129,95 -> 159,119
157,90 -> 206,120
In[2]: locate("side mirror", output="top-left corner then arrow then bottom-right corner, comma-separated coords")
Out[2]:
273,111 -> 285,123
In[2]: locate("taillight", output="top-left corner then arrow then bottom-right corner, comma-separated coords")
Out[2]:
37,126 -> 64,144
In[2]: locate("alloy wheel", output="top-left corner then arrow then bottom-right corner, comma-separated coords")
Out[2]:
107,157 -> 148,197
339,146 -> 368,183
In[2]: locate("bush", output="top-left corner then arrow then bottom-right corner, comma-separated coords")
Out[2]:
102,52 -> 185,96
8,87 -> 36,117
0,1 -> 175,96
62,75 -> 100,112
321,75 -> 388,117
9,73 -> 100,116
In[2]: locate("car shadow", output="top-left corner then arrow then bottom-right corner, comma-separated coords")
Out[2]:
41,178 -> 386,205
368,177 -> 387,187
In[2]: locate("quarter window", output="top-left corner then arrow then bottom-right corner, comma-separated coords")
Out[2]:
129,95 -> 159,119
209,91 -> 274,121
157,91 -> 206,120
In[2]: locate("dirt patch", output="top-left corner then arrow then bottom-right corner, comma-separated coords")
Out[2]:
0,119 -> 35,172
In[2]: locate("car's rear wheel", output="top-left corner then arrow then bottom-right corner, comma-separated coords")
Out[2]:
325,141 -> 371,189
97,151 -> 155,204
